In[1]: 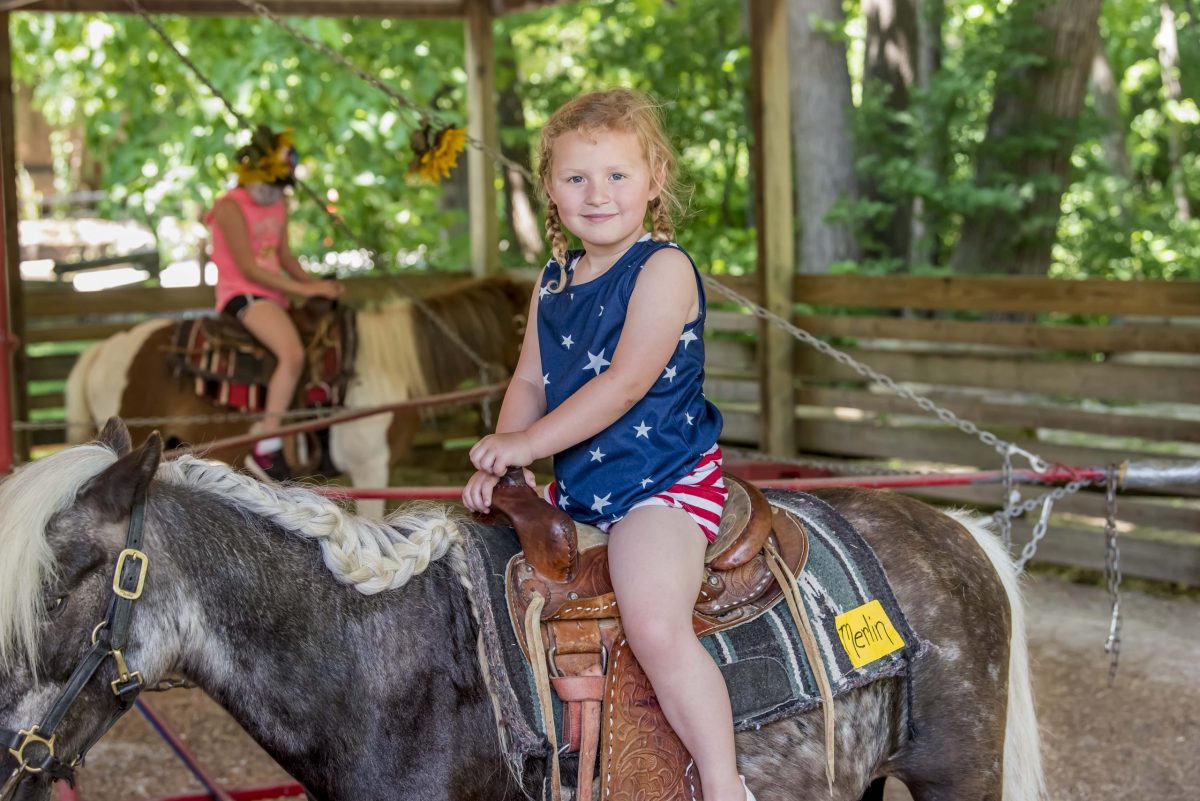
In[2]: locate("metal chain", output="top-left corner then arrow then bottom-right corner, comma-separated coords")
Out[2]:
233,0 -> 534,184
996,447 -> 1016,550
703,277 -> 1050,473
125,0 -> 255,133
1012,476 -> 1101,570
126,0 -> 505,392
1103,465 -> 1123,684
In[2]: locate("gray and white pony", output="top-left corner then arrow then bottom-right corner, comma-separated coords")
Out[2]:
0,420 -> 1045,801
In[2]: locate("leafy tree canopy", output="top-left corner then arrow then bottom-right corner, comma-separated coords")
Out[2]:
11,0 -> 1198,279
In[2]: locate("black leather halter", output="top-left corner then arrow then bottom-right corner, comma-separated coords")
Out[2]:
1,484 -> 151,799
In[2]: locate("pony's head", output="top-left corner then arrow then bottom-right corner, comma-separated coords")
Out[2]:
0,418 -> 161,800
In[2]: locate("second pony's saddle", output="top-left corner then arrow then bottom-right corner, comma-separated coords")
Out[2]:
167,299 -> 357,412
490,470 -> 817,801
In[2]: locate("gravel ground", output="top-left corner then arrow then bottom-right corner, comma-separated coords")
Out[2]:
68,575 -> 1198,800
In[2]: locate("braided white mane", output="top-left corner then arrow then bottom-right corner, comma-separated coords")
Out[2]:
157,456 -> 465,594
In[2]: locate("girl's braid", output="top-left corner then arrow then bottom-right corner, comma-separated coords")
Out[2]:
544,201 -> 570,292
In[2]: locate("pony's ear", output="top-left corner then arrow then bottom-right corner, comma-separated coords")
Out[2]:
96,417 -> 132,456
79,431 -> 163,522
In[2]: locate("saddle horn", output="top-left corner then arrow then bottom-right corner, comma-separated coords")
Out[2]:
488,468 -> 579,582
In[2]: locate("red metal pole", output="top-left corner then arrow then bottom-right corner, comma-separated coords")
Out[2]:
0,12 -> 13,475
0,110 -> 11,476
311,466 -> 1110,502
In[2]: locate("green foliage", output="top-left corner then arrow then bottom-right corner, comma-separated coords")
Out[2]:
10,0 -> 1198,279
14,12 -> 469,269
13,0 -> 755,273
833,0 -> 1199,277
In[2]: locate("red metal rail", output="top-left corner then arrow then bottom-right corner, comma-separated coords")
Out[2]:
312,466 -> 1111,501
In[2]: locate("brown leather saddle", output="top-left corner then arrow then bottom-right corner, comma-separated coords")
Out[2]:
490,470 -> 814,801
166,298 -> 357,411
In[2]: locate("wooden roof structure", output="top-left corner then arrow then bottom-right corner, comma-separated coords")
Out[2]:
0,0 -> 798,468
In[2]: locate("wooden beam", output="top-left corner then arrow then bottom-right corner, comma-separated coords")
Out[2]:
792,273 -> 1200,316
793,346 -> 1200,405
464,0 -> 499,276
792,312 -> 1200,354
748,0 -> 795,456
5,0 -> 470,18
0,14 -> 26,461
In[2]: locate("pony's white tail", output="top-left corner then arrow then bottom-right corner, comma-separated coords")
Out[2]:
65,341 -> 103,443
946,510 -> 1046,801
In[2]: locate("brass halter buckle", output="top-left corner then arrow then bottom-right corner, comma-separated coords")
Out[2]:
112,548 -> 149,600
7,727 -> 56,774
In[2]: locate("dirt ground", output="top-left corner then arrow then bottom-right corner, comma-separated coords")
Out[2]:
67,574 -> 1199,801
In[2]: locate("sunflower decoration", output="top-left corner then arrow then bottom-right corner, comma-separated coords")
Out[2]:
234,126 -> 299,187
407,123 -> 467,184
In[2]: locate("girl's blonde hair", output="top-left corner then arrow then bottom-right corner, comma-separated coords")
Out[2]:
537,89 -> 685,286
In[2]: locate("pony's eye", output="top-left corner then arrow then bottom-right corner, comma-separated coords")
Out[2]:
46,595 -> 67,617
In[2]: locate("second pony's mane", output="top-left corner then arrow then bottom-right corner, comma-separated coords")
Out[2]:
157,456 -> 465,594
353,275 -> 527,402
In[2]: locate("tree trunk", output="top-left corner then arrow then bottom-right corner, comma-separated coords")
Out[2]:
1090,45 -> 1130,182
790,0 -> 861,273
862,0 -> 918,263
1156,1 -> 1191,222
495,30 -> 544,264
908,0 -> 944,269
950,0 -> 1103,276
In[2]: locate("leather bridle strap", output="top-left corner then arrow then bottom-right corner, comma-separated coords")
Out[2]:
1,487 -> 151,798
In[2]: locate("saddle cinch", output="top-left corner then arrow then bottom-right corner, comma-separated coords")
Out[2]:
490,470 -> 837,801
167,298 -> 356,412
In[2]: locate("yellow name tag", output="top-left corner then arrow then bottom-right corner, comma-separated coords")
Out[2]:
836,600 -> 905,668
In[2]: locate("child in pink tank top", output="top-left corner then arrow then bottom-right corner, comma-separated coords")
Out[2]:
206,126 -> 344,482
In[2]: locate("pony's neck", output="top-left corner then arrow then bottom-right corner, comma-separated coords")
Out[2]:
147,486 -> 510,801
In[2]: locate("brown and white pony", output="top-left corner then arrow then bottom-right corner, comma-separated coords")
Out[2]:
65,276 -> 529,516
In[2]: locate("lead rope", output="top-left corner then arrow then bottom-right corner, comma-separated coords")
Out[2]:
763,538 -> 836,795
525,593 -> 562,801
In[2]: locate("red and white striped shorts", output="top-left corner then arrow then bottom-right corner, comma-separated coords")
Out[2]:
546,444 -> 729,542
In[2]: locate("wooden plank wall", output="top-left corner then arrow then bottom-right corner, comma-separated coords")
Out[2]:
22,272 -> 1200,584
702,273 -> 1200,586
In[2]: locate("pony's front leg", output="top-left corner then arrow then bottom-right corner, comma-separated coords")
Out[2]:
329,414 -> 391,518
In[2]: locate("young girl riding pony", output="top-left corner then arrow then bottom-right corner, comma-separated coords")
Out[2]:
206,126 -> 344,482
463,89 -> 754,801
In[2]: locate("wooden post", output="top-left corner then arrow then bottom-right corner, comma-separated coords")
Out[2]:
748,0 -> 796,456
0,13 -> 25,464
464,0 -> 499,276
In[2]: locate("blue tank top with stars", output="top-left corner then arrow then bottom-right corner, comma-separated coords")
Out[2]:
536,235 -> 723,528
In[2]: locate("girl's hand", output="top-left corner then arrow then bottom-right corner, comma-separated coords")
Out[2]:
463,469 -> 501,513
462,467 -> 536,513
304,280 -> 344,299
469,432 -> 535,476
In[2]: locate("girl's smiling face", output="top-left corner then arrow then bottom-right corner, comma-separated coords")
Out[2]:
546,128 -> 661,257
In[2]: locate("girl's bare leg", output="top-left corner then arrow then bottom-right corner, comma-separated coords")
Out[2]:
608,505 -> 745,801
240,301 -> 305,434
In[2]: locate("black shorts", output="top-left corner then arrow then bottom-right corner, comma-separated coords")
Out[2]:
221,293 -> 272,321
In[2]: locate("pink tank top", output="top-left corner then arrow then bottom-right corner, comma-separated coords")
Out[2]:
206,187 -> 290,312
